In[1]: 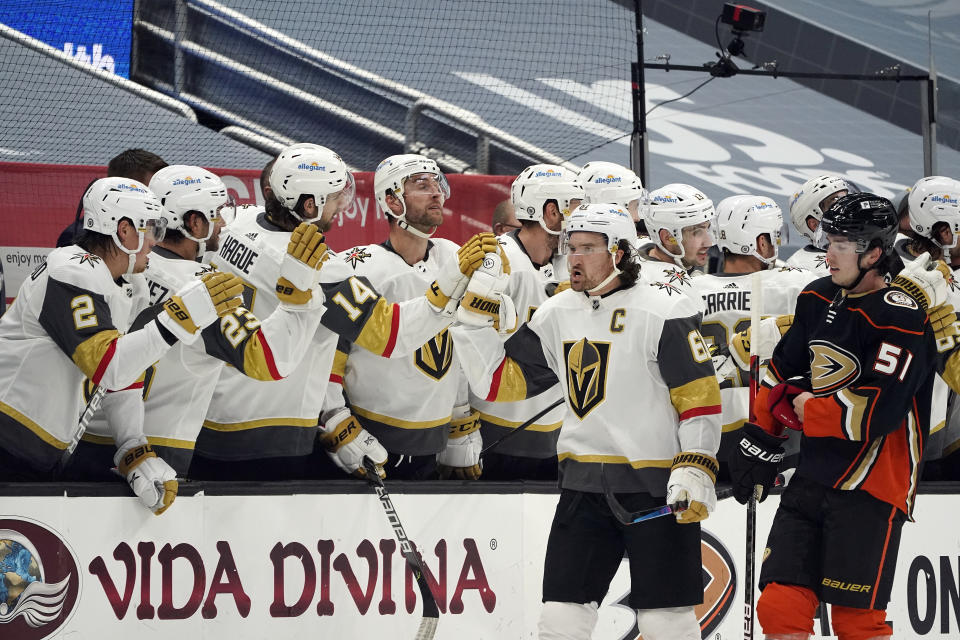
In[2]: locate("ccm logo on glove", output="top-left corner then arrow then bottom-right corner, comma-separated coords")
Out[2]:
738,438 -> 784,463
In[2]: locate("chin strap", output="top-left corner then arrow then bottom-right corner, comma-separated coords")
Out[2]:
112,232 -> 143,276
586,254 -> 622,295
389,196 -> 437,239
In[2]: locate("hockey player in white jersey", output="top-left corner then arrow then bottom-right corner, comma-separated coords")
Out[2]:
578,161 -> 647,243
193,143 -> 501,480
62,166 -> 328,478
785,174 -> 853,274
469,164 -> 580,480
321,154 -> 482,480
453,204 -> 721,640
689,195 -> 815,477
0,178 -> 243,513
894,176 -> 960,479
638,184 -> 716,292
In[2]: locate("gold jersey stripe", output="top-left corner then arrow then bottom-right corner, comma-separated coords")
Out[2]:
669,375 -> 721,417
80,433 -> 196,450
202,416 -> 317,431
353,297 -> 396,355
351,406 -> 451,430
71,329 -> 121,380
723,418 -> 747,433
331,348 -> 348,379
838,387 -> 870,441
942,350 -> 960,395
930,419 -> 947,435
242,332 -> 280,381
0,401 -> 69,449
490,358 -> 528,403
557,452 -> 673,469
478,411 -> 562,432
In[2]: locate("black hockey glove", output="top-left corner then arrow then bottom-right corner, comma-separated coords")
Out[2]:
728,423 -> 786,504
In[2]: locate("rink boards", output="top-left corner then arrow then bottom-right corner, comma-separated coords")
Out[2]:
0,487 -> 958,639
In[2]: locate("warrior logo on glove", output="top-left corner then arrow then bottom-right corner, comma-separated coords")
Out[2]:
563,338 -> 610,419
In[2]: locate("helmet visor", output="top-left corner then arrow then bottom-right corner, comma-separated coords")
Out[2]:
143,217 -> 167,244
405,172 -> 451,200
214,195 -> 237,224
814,228 -> 859,253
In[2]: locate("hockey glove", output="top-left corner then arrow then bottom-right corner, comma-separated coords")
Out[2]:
708,342 -> 737,384
457,252 -> 518,334
930,303 -> 959,347
729,314 -> 794,371
767,377 -> 811,431
116,444 -> 178,515
318,411 -> 387,479
545,280 -> 572,297
437,408 -> 483,480
891,253 -> 951,312
666,452 -> 719,523
157,271 -> 244,344
426,232 -> 502,315
276,222 -> 330,310
728,423 -> 786,504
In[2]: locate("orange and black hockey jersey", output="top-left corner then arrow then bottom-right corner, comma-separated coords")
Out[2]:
755,276 -> 936,516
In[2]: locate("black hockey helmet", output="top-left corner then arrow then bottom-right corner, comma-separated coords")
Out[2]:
816,192 -> 898,255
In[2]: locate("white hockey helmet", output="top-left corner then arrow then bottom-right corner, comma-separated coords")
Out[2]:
269,143 -> 355,222
149,165 -> 233,256
715,195 -> 783,265
578,161 -> 646,214
561,203 -> 636,256
374,154 -> 450,239
788,174 -> 851,243
907,176 -> 960,248
511,164 -> 583,236
562,203 -> 636,294
644,183 -> 716,265
81,177 -> 165,273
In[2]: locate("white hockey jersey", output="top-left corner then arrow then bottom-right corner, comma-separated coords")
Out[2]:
0,246 -> 174,472
785,245 -> 830,276
469,231 -> 566,458
197,212 -> 455,461
76,247 -> 323,473
453,280 -> 722,495
324,240 -> 463,456
635,243 -> 701,292
686,266 -> 817,440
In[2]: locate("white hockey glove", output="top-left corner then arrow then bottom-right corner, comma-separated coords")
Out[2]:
891,253 -> 951,312
426,232 -> 502,316
318,410 -> 388,479
729,314 -> 793,372
157,271 -> 244,344
276,222 -> 330,311
666,452 -> 719,524
115,443 -> 178,515
437,407 -> 483,480
708,343 -> 737,384
456,252 -> 518,334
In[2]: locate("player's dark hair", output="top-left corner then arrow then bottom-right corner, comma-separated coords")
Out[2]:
75,218 -> 133,256
107,149 -> 167,184
616,239 -> 641,287
162,211 -> 204,245
264,191 -> 299,232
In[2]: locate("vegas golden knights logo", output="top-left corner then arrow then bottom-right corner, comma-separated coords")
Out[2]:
809,340 -> 860,394
563,338 -> 610,419
414,329 -> 454,381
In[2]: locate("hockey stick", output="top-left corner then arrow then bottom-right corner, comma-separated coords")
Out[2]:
363,457 -> 439,640
479,397 -> 565,456
600,463 -> 734,524
744,271 -> 765,640
59,384 -> 107,471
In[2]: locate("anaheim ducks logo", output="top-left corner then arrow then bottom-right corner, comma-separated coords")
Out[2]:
414,329 -> 453,381
612,530 -> 737,638
563,338 -> 610,419
809,340 -> 860,394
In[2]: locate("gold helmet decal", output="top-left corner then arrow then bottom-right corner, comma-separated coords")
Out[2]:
564,338 -> 610,419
